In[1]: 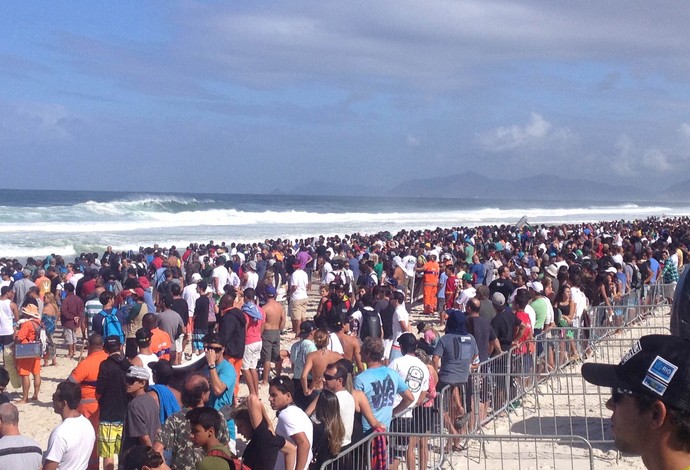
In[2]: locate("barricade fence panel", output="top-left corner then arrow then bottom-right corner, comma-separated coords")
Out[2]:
320,432 -> 596,470
470,324 -> 671,445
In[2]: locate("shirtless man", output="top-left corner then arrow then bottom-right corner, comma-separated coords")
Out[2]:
260,286 -> 286,386
333,318 -> 364,372
301,329 -> 343,397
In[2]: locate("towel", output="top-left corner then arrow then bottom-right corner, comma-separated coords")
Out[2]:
150,384 -> 181,425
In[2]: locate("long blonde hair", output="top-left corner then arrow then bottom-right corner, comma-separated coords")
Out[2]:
43,292 -> 59,314
315,389 -> 345,456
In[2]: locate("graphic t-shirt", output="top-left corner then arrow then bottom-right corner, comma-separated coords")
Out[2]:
389,355 -> 429,418
353,366 -> 409,432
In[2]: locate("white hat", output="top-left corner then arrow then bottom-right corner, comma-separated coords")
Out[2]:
191,273 -> 202,283
527,281 -> 544,293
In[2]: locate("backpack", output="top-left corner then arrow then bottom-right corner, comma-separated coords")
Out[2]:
334,271 -> 352,295
358,307 -> 382,340
357,272 -> 376,289
205,448 -> 251,470
102,309 -> 125,343
627,262 -> 641,289
30,319 -> 47,357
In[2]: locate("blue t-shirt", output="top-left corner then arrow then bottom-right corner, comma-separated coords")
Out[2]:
649,258 -> 660,284
208,360 -> 237,440
354,366 -> 409,432
438,272 -> 448,299
470,263 -> 486,285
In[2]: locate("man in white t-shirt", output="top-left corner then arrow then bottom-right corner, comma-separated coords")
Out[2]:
211,258 -> 230,295
389,332 -> 430,469
456,274 -> 477,311
289,263 -> 310,336
388,291 -> 410,361
44,381 -> 96,470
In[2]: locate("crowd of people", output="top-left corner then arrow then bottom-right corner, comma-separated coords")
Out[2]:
0,215 -> 687,469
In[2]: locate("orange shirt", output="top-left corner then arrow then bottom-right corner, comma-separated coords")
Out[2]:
150,328 -> 172,361
69,349 -> 109,402
423,261 -> 440,284
35,276 -> 51,300
16,319 -> 41,343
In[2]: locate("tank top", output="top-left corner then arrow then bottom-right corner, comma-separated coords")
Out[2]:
336,390 -> 355,446
0,299 -> 14,336
136,353 -> 159,385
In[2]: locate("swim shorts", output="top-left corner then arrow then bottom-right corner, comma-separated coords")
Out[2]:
260,329 -> 281,363
98,421 -> 123,457
289,298 -> 308,321
241,341 -> 262,370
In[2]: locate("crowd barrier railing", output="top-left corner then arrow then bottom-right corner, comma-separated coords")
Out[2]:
320,432 -> 596,470
321,297 -> 672,469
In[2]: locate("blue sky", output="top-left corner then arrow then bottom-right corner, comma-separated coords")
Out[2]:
2,1 -> 690,193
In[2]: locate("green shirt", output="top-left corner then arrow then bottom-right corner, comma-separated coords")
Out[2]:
198,444 -> 234,470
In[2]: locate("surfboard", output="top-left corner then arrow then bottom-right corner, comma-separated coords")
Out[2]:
3,349 -> 21,389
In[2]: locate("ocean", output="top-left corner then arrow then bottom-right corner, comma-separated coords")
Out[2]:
0,190 -> 688,259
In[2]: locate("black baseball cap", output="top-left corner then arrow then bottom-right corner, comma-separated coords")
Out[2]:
299,320 -> 316,337
582,334 -> 690,412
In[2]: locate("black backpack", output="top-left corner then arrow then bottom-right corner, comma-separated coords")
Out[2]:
359,307 -> 382,340
628,262 -> 641,289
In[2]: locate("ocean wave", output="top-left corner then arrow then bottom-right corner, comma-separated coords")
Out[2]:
0,204 -> 682,234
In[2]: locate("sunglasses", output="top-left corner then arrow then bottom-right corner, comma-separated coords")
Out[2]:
126,377 -> 141,385
323,374 -> 340,381
204,346 -> 223,353
611,388 -> 634,404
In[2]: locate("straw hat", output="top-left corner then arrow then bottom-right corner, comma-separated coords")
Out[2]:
21,304 -> 41,319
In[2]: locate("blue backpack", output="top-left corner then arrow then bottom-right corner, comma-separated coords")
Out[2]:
102,309 -> 125,344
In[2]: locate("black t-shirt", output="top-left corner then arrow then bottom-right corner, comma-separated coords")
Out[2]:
193,295 -> 210,332
170,298 -> 189,325
465,315 -> 497,361
243,419 -> 285,470
491,309 -> 521,352
217,308 -> 246,358
489,278 -> 514,300
378,301 -> 395,339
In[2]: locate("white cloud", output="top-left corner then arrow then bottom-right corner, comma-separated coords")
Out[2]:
642,149 -> 671,172
406,135 -> 420,147
477,113 -> 561,152
610,134 -> 672,176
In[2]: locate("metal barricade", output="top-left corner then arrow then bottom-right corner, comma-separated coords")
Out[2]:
320,301 -> 672,469
475,324 -> 670,447
321,432 -> 596,470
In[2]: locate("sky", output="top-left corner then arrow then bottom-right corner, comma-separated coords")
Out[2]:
2,1 -> 690,193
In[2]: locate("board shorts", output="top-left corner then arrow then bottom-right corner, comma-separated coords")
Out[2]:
16,357 -> 40,376
241,341 -> 262,370
260,329 -> 281,363
192,330 -> 205,351
63,327 -> 77,345
289,298 -> 308,321
98,421 -> 123,458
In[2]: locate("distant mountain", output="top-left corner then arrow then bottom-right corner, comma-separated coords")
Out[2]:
387,172 -> 641,201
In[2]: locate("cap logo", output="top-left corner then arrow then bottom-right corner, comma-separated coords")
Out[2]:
642,356 -> 678,396
642,375 -> 668,396
648,356 -> 678,384
619,340 -> 641,365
